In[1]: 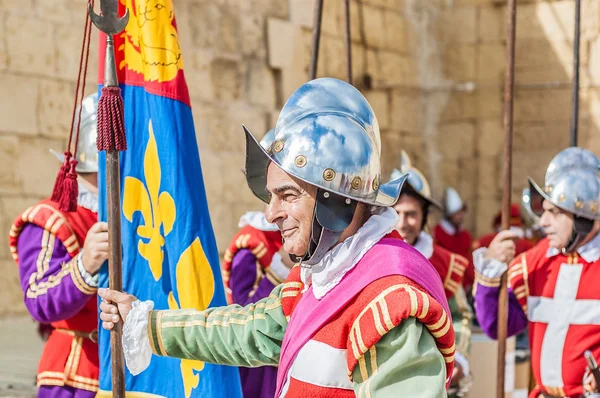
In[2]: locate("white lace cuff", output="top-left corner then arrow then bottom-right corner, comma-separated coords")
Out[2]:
122,300 -> 154,376
270,253 -> 291,281
472,247 -> 507,279
454,352 -> 470,377
77,252 -> 99,287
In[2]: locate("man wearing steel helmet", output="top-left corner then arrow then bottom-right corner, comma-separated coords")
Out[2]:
391,152 -> 473,396
473,147 -> 600,397
221,129 -> 294,398
98,78 -> 456,397
8,93 -> 106,397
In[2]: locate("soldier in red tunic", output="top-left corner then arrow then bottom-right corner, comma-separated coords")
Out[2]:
391,152 -> 473,396
9,94 -> 105,398
473,147 -> 600,397
434,188 -> 473,261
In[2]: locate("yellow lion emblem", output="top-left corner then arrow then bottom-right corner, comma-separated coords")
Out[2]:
119,0 -> 183,82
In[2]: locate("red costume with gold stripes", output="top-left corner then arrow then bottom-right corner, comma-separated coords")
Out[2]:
9,199 -> 99,395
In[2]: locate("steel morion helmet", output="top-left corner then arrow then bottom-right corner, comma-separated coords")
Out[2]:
243,78 -> 408,265
260,128 -> 275,151
529,147 -> 600,252
391,151 -> 442,210
443,187 -> 466,217
50,93 -> 99,173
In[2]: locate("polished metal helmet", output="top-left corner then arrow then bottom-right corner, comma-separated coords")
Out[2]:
260,128 -> 275,150
529,147 -> 600,252
521,187 -> 540,226
50,93 -> 99,173
244,78 -> 407,265
391,151 -> 442,210
443,187 -> 465,216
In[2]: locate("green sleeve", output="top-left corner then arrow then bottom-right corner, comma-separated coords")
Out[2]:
351,317 -> 447,398
148,284 -> 287,367
449,286 -> 473,358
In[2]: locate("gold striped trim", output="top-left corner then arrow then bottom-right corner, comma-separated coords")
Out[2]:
369,346 -> 378,376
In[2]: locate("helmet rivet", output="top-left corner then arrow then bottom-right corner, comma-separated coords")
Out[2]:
372,176 -> 380,191
79,153 -> 86,162
294,155 -> 307,168
351,177 -> 362,190
273,140 -> 284,153
558,193 -> 566,202
545,185 -> 553,193
323,192 -> 330,199
591,204 -> 598,212
323,168 -> 336,181
575,200 -> 584,209
345,198 -> 351,205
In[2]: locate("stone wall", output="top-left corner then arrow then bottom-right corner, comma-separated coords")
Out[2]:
0,0 -> 599,315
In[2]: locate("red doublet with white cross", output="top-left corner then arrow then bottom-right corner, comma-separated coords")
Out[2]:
508,237 -> 600,397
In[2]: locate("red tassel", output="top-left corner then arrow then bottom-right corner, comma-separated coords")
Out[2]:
59,159 -> 79,212
50,152 -> 72,203
97,86 -> 127,151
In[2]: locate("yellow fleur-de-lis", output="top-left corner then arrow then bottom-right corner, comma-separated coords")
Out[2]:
168,237 -> 215,398
123,120 -> 176,281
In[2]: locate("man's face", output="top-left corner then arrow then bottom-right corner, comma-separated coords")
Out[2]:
539,200 -> 574,249
393,194 -> 424,246
449,210 -> 465,227
264,163 -> 316,256
78,172 -> 98,194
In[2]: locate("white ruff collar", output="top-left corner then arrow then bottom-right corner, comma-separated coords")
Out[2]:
413,231 -> 434,260
300,207 -> 399,300
238,211 -> 279,232
78,182 -> 98,214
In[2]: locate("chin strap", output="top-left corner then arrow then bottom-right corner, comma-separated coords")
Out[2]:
562,216 -> 594,254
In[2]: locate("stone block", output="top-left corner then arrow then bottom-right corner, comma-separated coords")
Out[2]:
210,58 -> 243,102
240,13 -> 267,59
363,4 -> 385,48
587,37 -> 600,86
290,0 -> 315,28
322,37 -> 346,80
37,80 -> 78,140
0,74 -> 38,136
436,122 -> 476,161
240,0 -> 289,19
511,150 -> 556,190
439,91 -> 477,123
379,52 -> 417,87
15,136 -> 63,197
0,260 -> 27,316
513,88 -> 571,123
185,49 -> 216,102
195,103 -> 267,155
54,19 -> 88,81
6,16 -> 55,77
35,0 -> 88,23
0,136 -> 20,194
444,45 -> 476,81
188,2 -> 240,54
477,43 -> 505,84
379,130 -> 403,178
477,156 -> 502,199
479,5 -> 504,43
321,0 -> 342,37
438,160 -> 460,191
0,0 -> 33,14
267,18 -> 310,99
0,15 -> 7,71
478,119 -> 504,158
477,87 -> 502,119
439,6 -> 477,45
383,11 -> 412,54
390,90 -> 422,132
365,90 -> 390,129
245,60 -> 277,110
513,121 -> 570,152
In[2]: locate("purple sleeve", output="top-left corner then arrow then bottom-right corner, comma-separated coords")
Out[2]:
17,224 -> 96,323
474,283 -> 528,339
230,249 -> 277,306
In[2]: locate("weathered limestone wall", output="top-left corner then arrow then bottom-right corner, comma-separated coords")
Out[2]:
1,0 -> 599,315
